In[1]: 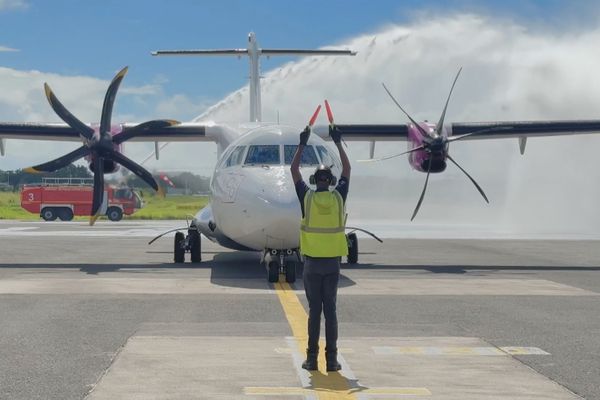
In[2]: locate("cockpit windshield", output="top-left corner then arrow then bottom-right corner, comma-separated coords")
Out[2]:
244,145 -> 280,165
316,145 -> 341,169
284,145 -> 319,165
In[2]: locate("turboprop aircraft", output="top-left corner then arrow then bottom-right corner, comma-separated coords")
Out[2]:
2,32 -> 600,284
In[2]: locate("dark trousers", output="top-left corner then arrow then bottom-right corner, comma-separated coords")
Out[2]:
303,256 -> 340,354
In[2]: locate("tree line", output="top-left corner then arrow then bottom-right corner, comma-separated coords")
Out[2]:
0,165 -> 210,194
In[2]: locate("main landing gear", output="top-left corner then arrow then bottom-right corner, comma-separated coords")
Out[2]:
173,225 -> 202,263
264,249 -> 299,284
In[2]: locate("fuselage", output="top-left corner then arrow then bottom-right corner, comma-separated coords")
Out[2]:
194,125 -> 342,251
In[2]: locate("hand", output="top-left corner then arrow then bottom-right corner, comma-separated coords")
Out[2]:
299,126 -> 310,145
329,125 -> 341,144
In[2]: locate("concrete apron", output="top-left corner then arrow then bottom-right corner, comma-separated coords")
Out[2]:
85,335 -> 580,400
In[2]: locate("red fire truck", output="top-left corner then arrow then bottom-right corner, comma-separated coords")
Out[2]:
21,178 -> 143,221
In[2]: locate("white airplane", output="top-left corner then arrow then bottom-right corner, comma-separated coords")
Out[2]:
2,32 -> 600,283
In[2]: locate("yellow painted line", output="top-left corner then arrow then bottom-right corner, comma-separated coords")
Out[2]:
245,386 -> 431,396
272,281 -> 430,398
275,347 -> 354,354
274,281 -> 357,399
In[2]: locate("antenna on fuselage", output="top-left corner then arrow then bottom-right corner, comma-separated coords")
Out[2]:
151,32 -> 356,123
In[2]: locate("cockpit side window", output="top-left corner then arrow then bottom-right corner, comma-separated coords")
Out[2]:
224,146 -> 246,168
244,145 -> 280,165
316,145 -> 340,169
284,145 -> 319,165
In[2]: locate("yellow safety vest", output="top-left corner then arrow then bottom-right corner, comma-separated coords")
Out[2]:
300,190 -> 348,257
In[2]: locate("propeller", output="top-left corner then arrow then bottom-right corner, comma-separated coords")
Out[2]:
25,66 -> 180,224
374,68 -> 511,220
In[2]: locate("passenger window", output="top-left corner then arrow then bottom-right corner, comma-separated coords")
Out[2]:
245,145 -> 280,165
284,145 -> 319,165
224,146 -> 246,168
316,145 -> 340,169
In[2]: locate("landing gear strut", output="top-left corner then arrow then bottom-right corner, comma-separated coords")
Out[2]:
173,225 -> 202,264
264,248 -> 299,283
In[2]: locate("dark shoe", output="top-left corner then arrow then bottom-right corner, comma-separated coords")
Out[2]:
302,352 -> 318,371
326,352 -> 341,372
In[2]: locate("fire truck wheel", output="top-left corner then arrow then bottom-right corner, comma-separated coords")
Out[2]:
41,208 -> 58,221
58,208 -> 74,221
190,230 -> 201,263
106,207 -> 123,222
174,231 -> 185,263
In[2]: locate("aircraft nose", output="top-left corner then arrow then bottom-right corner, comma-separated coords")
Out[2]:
237,169 -> 302,248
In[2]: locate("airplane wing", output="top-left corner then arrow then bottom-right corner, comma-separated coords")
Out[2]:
0,121 -> 230,143
0,123 -> 81,141
449,120 -> 600,139
312,124 -> 409,141
313,120 -> 600,141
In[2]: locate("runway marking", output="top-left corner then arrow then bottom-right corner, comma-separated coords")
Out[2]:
272,280 -> 430,399
338,278 -> 597,296
244,386 -> 432,396
276,347 -> 354,354
0,277 -> 595,296
373,346 -> 550,356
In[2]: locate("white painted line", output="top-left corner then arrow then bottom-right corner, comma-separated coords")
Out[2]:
373,346 -> 550,356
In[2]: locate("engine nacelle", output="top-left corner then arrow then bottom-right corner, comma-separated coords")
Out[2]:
88,158 -> 119,174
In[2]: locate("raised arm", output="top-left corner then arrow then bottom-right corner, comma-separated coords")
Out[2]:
330,126 -> 351,178
291,126 -> 310,184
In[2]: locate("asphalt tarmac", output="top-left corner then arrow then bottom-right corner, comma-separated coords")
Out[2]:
0,220 -> 598,399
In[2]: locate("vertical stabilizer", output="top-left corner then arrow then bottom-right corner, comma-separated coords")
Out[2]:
152,33 -> 356,123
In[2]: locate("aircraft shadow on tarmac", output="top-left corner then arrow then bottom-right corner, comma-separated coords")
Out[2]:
2,249 -> 599,290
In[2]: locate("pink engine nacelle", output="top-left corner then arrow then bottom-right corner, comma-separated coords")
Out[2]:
407,122 -> 449,173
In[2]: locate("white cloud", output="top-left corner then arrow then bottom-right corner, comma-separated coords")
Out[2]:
0,46 -> 18,52
183,14 -> 600,234
0,0 -> 27,12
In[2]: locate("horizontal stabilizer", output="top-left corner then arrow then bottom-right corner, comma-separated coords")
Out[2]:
152,49 -> 248,56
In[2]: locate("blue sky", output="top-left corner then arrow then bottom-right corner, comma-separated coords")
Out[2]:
2,0 -> 599,121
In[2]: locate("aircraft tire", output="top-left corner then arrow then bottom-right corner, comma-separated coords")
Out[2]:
285,261 -> 296,283
106,207 -> 123,222
347,233 -> 358,264
268,261 -> 279,283
41,208 -> 57,221
174,231 -> 185,263
58,208 -> 74,221
190,230 -> 201,263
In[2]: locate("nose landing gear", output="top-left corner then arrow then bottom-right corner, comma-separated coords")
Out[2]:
173,225 -> 202,263
264,248 -> 299,283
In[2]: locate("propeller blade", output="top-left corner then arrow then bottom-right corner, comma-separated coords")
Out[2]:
435,67 -> 462,136
411,158 -> 433,221
24,146 -> 89,173
113,119 -> 180,144
447,126 -> 513,143
104,150 -> 160,191
358,145 -> 426,163
324,99 -> 334,124
90,156 -> 105,225
100,66 -> 128,139
44,83 -> 94,140
382,82 -> 432,139
446,154 -> 489,203
308,104 -> 322,127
